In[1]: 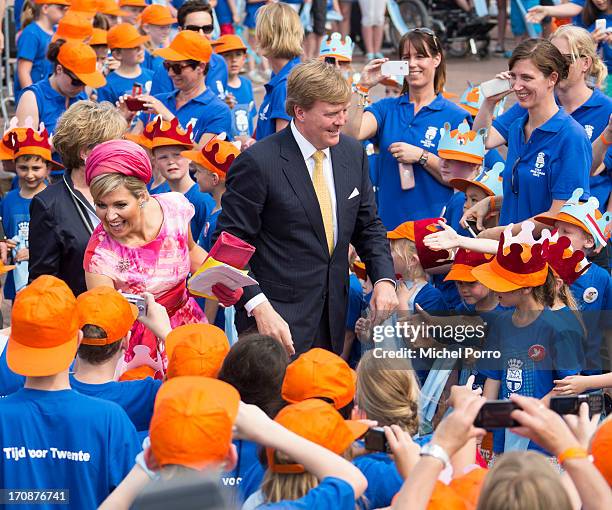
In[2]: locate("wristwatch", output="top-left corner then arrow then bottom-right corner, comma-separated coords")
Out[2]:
418,150 -> 429,167
420,443 -> 451,470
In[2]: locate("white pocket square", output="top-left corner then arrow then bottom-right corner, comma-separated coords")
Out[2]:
348,188 -> 360,200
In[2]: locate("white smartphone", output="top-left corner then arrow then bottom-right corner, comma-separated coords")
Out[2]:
480,77 -> 511,98
381,61 -> 410,76
596,18 -> 607,32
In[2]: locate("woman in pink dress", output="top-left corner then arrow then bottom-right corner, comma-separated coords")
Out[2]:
82,139 -> 238,359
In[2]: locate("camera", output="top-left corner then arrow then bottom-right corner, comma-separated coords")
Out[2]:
550,394 -> 604,417
364,427 -> 390,452
122,293 -> 147,317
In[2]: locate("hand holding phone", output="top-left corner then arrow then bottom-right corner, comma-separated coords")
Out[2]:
480,77 -> 511,98
474,400 -> 520,428
125,82 -> 146,111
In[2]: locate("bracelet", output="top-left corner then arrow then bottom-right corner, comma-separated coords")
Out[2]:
600,132 -> 612,146
557,446 -> 588,465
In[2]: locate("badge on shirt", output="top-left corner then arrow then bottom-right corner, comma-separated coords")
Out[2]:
259,103 -> 270,122
583,286 -> 599,304
420,126 -> 438,148
528,344 -> 546,362
506,358 -> 523,392
530,152 -> 546,177
584,124 -> 594,140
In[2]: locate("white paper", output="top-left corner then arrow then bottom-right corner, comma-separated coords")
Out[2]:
188,263 -> 258,297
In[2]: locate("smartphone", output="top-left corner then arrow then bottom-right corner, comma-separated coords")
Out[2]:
466,219 -> 481,238
126,82 -> 146,111
596,18 -> 607,32
123,293 -> 147,317
481,78 -> 511,98
381,60 -> 410,76
364,427 -> 390,452
324,56 -> 337,65
474,400 -> 520,428
550,394 -> 604,417
399,163 -> 415,190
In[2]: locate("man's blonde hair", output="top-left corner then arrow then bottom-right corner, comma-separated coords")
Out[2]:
256,2 -> 303,59
53,101 -> 127,171
285,60 -> 351,117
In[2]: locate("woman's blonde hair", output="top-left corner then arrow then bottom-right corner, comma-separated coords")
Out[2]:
90,174 -> 147,203
389,238 -> 426,280
53,101 -> 127,170
261,452 -> 319,504
356,351 -> 420,435
256,2 -> 303,59
476,451 -> 572,510
551,24 -> 608,88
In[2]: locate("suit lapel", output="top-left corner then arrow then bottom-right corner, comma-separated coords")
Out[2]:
331,142 -> 350,255
279,128 -> 329,255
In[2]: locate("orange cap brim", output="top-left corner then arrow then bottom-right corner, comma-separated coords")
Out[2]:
215,43 -> 248,54
438,149 -> 483,165
387,230 -> 415,241
7,333 -> 78,377
154,47 -> 194,61
448,177 -> 494,196
0,264 -> 15,274
534,212 -> 591,236
151,137 -> 193,150
459,103 -> 480,116
124,132 -> 152,149
180,149 -> 222,176
141,15 -> 177,25
471,261 -> 526,292
110,34 -> 149,49
444,263 -> 478,282
72,68 -> 106,88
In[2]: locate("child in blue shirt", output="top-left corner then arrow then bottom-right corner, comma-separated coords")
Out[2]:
140,4 -> 176,72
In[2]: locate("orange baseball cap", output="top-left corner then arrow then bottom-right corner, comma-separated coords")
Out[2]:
35,0 -> 71,5
0,261 -> 15,275
281,348 -> 356,410
76,287 -> 138,345
149,376 -> 240,470
124,118 -> 156,149
52,11 -> 94,43
267,399 -> 368,474
154,30 -> 212,63
214,34 -> 247,54
68,0 -> 98,15
119,365 -> 157,381
57,40 -> 106,88
591,418 -> 612,485
8,275 -> 80,377
181,134 -> 239,179
140,4 -> 177,25
387,221 -> 415,241
444,249 -> 493,283
165,324 -> 230,379
89,28 -> 108,46
97,0 -> 130,16
119,0 -> 147,6
107,23 -> 149,49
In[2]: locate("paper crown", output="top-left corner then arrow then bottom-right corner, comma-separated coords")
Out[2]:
459,83 -> 506,118
124,118 -> 156,149
444,248 -> 493,282
181,133 -> 240,178
150,117 -> 194,149
535,188 -> 612,249
388,218 -> 453,270
450,161 -> 504,197
437,121 -> 486,165
543,234 -> 590,285
351,260 -> 367,281
0,121 -> 63,169
319,32 -> 354,62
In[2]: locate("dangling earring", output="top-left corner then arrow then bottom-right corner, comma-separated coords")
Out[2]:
139,201 -> 145,209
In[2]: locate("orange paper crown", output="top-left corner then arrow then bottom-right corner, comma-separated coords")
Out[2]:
2,128 -> 63,169
124,118 -> 157,149
543,235 -> 590,285
150,117 -> 194,149
181,134 -> 240,179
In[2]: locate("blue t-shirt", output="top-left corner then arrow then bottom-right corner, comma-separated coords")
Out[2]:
223,439 -> 258,495
143,50 -> 165,73
239,459 -> 264,502
149,52 -> 228,99
69,375 -> 161,435
261,477 -> 356,509
1,189 -> 32,299
256,57 -> 300,141
149,87 -> 232,143
346,273 -> 365,331
148,180 -> 171,194
22,78 -> 87,135
199,207 -> 222,251
228,76 -> 257,138
15,22 -> 53,100
353,452 -> 403,509
184,183 -> 214,241
499,108 -> 591,225
0,388 -> 140,510
215,0 -> 233,24
97,68 -> 154,105
366,94 -> 470,228
0,336 -> 25,398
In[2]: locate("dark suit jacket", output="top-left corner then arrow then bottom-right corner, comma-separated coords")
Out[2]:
214,126 -> 395,354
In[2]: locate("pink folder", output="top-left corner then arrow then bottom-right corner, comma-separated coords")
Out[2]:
207,231 -> 255,269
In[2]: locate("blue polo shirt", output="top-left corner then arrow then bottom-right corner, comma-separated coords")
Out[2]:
255,57 -> 301,141
1,189 -> 32,299
366,93 -> 469,228
353,452 -> 403,509
0,336 -> 25,398
150,87 -> 232,142
199,207 -> 222,251
15,22 -> 53,100
97,68 -> 154,105
227,76 -> 257,138
22,78 -> 87,135
0,388 -> 140,510
143,50 -> 164,73
149,52 -> 229,99
184,183 -> 214,240
262,478 -> 356,509
499,108 -> 591,225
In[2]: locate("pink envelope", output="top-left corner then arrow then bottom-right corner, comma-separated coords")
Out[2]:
207,231 -> 255,269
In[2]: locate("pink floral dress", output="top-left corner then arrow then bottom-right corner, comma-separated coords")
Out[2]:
84,192 -> 207,358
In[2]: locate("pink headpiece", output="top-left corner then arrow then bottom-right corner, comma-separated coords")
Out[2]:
85,139 -> 152,186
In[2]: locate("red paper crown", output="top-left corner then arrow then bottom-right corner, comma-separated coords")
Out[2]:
201,135 -> 239,176
413,218 -> 453,270
150,117 -> 194,149
1,127 -> 62,169
542,235 -> 590,285
454,248 -> 493,267
496,231 -> 547,277
0,127 -> 28,160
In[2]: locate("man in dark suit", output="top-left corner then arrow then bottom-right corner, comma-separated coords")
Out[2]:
215,61 -> 397,355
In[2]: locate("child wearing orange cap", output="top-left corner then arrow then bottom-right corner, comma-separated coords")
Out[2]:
0,275 -> 141,509
97,22 -> 153,104
71,286 -> 162,439
97,0 -> 129,27
119,0 -> 146,24
140,4 -> 176,72
15,0 -> 69,99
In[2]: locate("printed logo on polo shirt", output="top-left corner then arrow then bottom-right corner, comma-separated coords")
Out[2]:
584,124 -> 594,140
420,126 -> 438,148
506,357 -> 523,392
528,344 -> 546,362
530,152 -> 546,177
259,104 -> 270,122
234,108 -> 249,134
216,81 -> 225,99
3,446 -> 91,462
187,118 -> 198,129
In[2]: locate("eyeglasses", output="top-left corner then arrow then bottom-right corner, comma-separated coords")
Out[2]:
63,68 -> 85,87
511,157 -> 521,195
163,61 -> 197,75
183,24 -> 214,35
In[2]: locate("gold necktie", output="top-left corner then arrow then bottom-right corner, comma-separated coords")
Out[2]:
312,150 -> 334,255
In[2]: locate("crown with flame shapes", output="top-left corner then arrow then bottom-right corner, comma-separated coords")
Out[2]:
444,248 -> 494,282
319,32 -> 354,62
437,120 -> 487,165
459,83 -> 506,118
388,218 -> 454,270
535,188 -> 612,249
542,234 -> 590,285
450,161 -> 504,197
150,117 -> 194,149
181,132 -> 240,179
0,122 -> 63,170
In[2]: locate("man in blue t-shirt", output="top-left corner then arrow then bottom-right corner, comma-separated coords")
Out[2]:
0,276 -> 140,510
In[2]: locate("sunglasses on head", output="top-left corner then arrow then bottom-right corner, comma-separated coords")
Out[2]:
408,27 -> 440,51
183,24 -> 214,35
63,68 -> 85,87
163,61 -> 198,75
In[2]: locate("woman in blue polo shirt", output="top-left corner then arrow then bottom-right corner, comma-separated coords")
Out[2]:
472,38 -> 592,235
345,30 -> 469,229
253,2 -> 303,141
